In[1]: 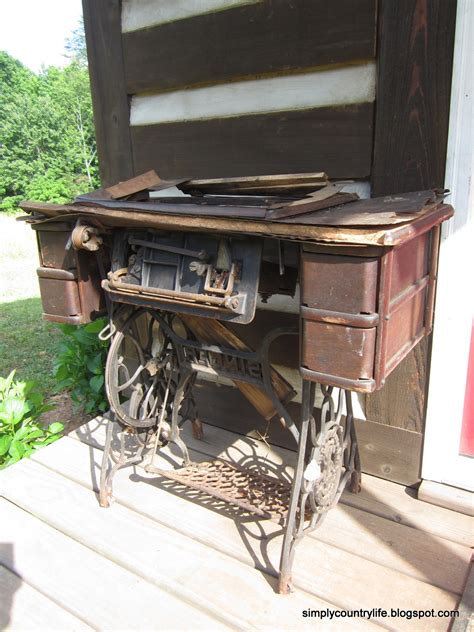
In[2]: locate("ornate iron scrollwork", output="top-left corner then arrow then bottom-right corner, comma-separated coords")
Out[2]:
98,305 -> 361,595
278,381 -> 361,593
100,307 -> 200,505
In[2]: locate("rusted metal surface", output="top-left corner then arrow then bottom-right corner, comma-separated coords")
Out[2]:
278,383 -> 360,594
105,230 -> 262,324
32,223 -> 105,324
71,223 -> 103,251
145,459 -> 291,521
36,268 -> 82,324
34,223 -> 76,269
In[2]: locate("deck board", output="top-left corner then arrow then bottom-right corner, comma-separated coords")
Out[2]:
72,417 -> 474,547
0,563 -> 92,631
1,418 -> 472,631
0,498 -> 228,631
0,458 -> 379,631
40,432 -> 471,596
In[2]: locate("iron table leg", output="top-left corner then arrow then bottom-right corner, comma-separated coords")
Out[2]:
277,380 -> 362,594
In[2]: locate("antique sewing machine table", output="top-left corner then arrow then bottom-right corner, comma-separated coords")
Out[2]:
22,186 -> 453,593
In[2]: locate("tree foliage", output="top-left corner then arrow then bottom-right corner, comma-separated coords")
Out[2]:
65,17 -> 88,68
0,31 -> 99,211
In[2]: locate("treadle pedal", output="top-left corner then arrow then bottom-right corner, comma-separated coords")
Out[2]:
145,458 -> 291,521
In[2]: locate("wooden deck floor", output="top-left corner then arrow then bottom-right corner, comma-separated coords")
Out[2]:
0,417 -> 472,631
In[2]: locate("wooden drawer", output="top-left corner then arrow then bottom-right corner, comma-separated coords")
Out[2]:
36,223 -> 76,269
300,226 -> 440,393
301,252 -> 378,314
37,268 -> 82,324
302,319 -> 377,380
33,223 -> 105,324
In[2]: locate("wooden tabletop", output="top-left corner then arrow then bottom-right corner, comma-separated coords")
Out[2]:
20,199 -> 453,247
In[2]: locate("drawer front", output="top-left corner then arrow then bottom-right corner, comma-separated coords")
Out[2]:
301,320 -> 376,381
389,231 -> 430,301
37,276 -> 82,323
301,252 -> 379,314
384,285 -> 427,374
36,230 -> 76,270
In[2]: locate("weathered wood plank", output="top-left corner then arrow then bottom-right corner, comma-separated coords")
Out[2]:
354,419 -> 423,486
372,0 -> 457,196
1,459 -> 376,632
21,199 -> 452,247
131,104 -> 374,180
22,436 -> 464,629
71,417 -> 474,547
41,432 -> 472,596
178,419 -> 474,546
418,480 -> 474,517
366,0 -> 457,464
365,337 -> 429,433
192,381 -> 428,486
450,560 -> 474,632
82,0 -> 134,186
181,314 -> 295,421
0,498 -> 225,631
122,0 -> 377,94
106,169 -> 161,199
182,172 -> 328,196
66,421 -> 474,572
0,563 -> 92,631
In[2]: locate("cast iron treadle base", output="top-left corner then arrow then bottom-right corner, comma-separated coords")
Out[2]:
145,458 -> 291,521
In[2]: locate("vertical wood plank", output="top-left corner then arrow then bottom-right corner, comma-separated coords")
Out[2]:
82,0 -> 134,186
371,0 -> 457,196
367,1 -> 457,456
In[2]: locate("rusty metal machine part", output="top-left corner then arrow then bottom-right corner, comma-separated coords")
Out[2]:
145,458 -> 292,521
103,230 -> 262,323
278,382 -> 360,593
71,222 -> 103,251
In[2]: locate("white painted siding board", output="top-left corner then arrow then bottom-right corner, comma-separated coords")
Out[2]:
122,0 -> 260,32
130,63 -> 376,126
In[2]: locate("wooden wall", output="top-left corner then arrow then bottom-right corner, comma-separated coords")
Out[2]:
82,0 -> 457,485
366,0 -> 457,482
84,0 -> 377,185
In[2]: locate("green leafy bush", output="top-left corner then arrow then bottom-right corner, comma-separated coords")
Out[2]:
0,195 -> 24,214
24,169 -> 86,205
54,319 -> 109,415
0,370 -> 64,469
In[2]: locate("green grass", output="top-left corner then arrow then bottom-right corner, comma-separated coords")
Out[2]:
0,214 -> 62,393
0,297 -> 62,394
